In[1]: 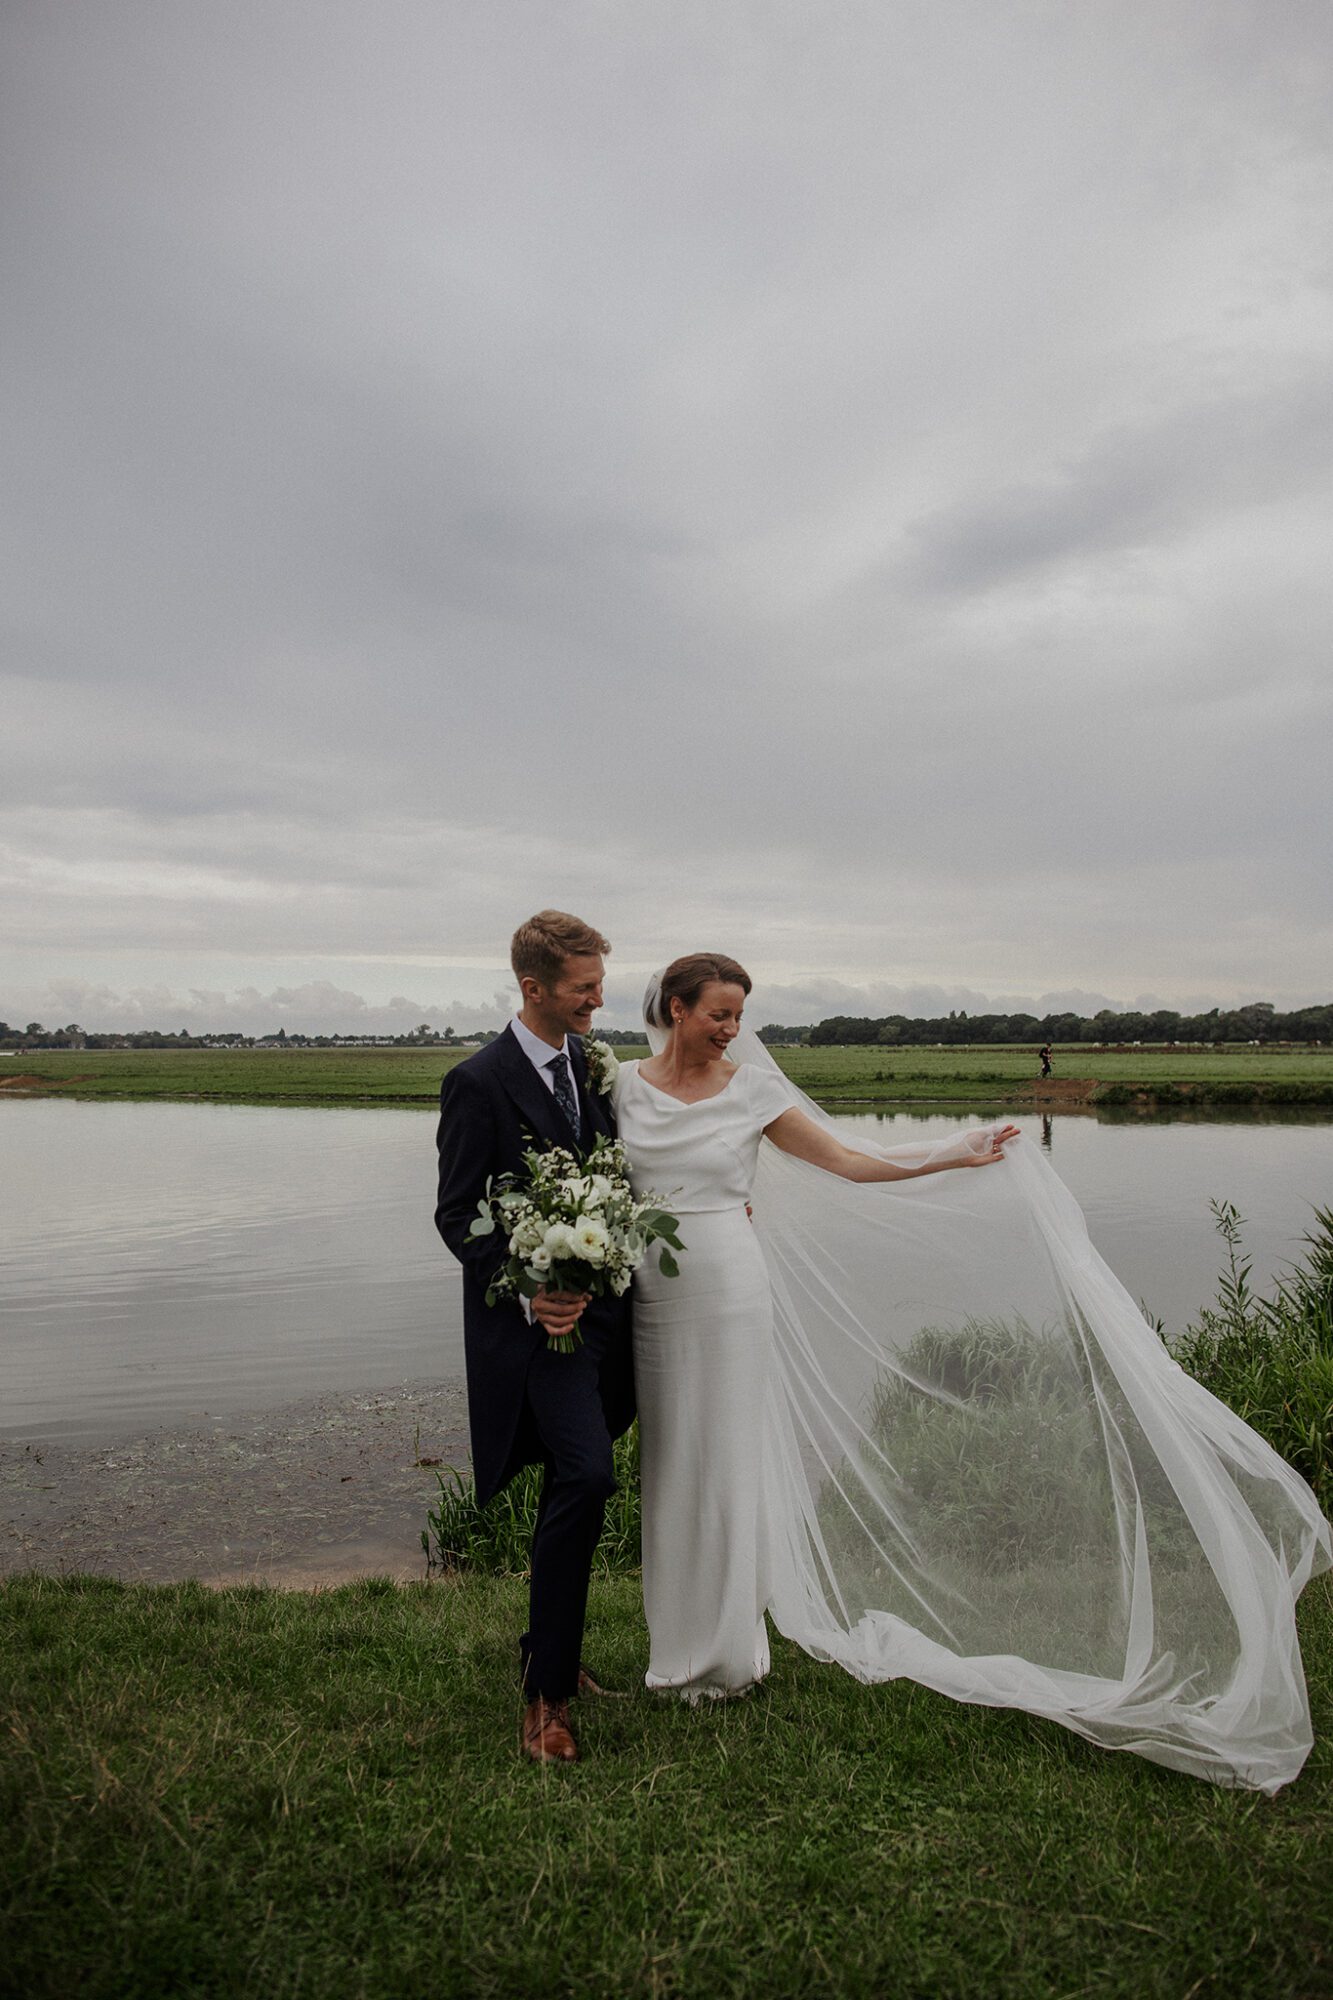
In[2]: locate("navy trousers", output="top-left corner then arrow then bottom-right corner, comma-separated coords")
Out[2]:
518,1321 -> 620,1702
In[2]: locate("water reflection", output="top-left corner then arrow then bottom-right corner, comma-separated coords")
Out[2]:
1,1098 -> 461,1442
2,1097 -> 1331,1445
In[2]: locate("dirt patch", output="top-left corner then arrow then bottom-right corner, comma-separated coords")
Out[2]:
1014,1077 -> 1098,1105
0,1380 -> 471,1589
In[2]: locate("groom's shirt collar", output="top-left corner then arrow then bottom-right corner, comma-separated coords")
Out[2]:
511,1013 -> 571,1089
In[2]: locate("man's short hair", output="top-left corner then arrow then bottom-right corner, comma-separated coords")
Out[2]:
511,910 -> 611,989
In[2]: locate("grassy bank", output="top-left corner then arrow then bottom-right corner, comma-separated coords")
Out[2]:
4,1042 -> 1333,1109
3,1568 -> 1332,2000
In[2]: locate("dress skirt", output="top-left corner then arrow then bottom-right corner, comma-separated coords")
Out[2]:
633,1205 -> 774,1697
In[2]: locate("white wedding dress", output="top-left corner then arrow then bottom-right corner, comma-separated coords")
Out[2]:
614,1036 -> 1332,1792
620,1058 -> 794,1695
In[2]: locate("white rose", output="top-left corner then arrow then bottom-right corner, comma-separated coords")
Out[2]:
587,1174 -> 614,1202
528,1245 -> 553,1272
573,1218 -> 609,1265
544,1221 -> 576,1256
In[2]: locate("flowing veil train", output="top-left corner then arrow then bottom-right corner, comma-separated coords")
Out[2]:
642,999 -> 1331,1792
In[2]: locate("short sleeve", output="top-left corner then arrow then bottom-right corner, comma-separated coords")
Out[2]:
742,1062 -> 796,1130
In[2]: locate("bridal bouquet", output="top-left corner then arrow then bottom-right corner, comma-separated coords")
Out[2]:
466,1134 -> 684,1350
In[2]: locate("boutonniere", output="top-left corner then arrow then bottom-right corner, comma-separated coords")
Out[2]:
582,1037 -> 620,1098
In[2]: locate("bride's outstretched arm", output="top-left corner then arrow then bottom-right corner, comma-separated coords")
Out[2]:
763,1109 -> 1019,1182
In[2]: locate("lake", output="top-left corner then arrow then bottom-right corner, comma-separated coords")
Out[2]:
2,1098 -> 1331,1444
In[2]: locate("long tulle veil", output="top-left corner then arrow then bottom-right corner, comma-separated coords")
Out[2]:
639,976 -> 1330,1791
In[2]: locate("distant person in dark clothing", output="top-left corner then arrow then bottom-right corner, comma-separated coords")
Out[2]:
1039,1045 -> 1053,1079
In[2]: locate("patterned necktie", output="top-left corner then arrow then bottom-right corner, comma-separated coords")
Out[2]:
547,1051 -> 582,1142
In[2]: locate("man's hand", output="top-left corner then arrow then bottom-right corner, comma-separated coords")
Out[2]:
532,1286 -> 591,1338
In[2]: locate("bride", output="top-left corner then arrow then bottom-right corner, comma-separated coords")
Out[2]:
613,953 -> 1331,1794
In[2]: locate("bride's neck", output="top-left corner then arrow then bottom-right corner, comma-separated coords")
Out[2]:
651,1036 -> 712,1084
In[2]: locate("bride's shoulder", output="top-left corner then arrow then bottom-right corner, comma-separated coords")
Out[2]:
735,1061 -> 795,1120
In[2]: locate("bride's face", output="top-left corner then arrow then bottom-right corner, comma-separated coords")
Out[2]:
671,980 -> 747,1063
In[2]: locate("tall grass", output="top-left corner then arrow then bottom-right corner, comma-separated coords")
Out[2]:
423,1425 -> 642,1574
1169,1203 -> 1333,1515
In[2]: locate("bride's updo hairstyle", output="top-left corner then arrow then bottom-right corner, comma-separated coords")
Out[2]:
647,953 -> 752,1030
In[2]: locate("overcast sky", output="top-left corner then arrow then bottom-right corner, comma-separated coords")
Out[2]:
4,2 -> 1331,1034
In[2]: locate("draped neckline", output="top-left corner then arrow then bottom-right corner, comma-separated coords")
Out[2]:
629,1060 -> 743,1110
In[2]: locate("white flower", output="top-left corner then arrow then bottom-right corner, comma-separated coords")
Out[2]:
560,1175 -> 590,1203
573,1218 -> 609,1264
543,1221 -> 577,1256
584,1038 -> 620,1096
587,1173 -> 614,1203
528,1245 -> 553,1272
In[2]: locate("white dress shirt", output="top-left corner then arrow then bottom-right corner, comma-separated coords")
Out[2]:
509,1014 -> 578,1317
510,1012 -> 573,1089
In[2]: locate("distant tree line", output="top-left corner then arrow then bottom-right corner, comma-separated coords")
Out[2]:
797,1001 -> 1333,1047
4,1001 -> 1329,1052
0,1022 -> 486,1051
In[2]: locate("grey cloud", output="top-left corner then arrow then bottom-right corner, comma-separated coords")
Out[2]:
2,3 -> 1331,1013
906,374 -> 1333,595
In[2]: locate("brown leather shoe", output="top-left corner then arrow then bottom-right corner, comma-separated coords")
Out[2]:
521,1697 -> 578,1764
576,1664 -> 626,1698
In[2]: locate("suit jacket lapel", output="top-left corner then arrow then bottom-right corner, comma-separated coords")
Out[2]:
568,1037 -> 612,1143
495,1026 -> 569,1151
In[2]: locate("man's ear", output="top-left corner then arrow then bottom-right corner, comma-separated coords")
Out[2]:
517,973 -> 545,1009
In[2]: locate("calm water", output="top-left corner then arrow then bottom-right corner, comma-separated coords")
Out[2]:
2,1098 -> 1331,1443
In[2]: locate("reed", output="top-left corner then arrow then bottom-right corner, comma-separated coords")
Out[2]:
1169,1204 -> 1333,1514
423,1424 -> 642,1574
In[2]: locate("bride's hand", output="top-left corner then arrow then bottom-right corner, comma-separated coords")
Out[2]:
962,1124 -> 1020,1165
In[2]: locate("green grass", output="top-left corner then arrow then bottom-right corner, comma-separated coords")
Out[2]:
3,1568 -> 1332,2000
5,1041 -> 1333,1108
778,1042 -> 1333,1106
0,1045 -> 478,1105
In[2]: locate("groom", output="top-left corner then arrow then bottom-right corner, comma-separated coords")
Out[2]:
434,910 -> 635,1764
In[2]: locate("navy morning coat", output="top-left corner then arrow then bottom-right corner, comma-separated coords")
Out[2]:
433,1025 -> 635,1504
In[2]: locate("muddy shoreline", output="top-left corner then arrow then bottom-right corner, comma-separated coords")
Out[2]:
0,1380 -> 471,1590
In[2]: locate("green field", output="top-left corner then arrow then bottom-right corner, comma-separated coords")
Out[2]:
3,1569 -> 1331,1999
4,1042 -> 1333,1109
777,1041 -> 1333,1107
